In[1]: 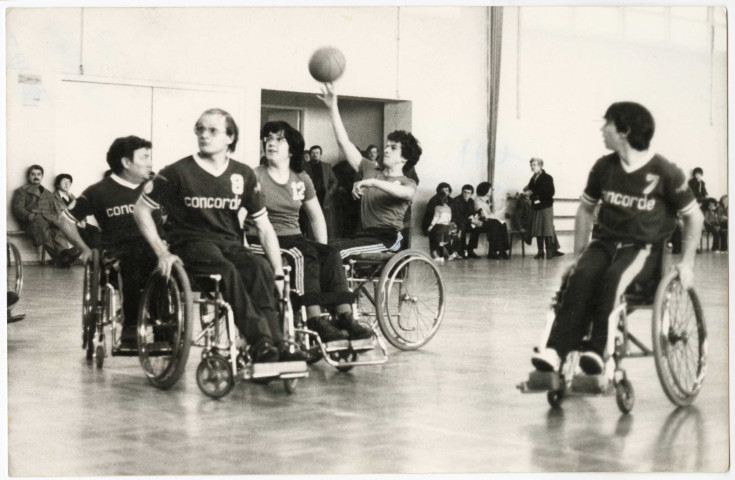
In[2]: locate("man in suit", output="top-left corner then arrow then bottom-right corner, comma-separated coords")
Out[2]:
304,145 -> 339,239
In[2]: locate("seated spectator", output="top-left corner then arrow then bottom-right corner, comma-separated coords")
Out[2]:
687,167 -> 709,208
249,120 -> 372,342
422,182 -> 452,235
318,83 -> 420,259
54,173 -> 101,249
467,182 -> 509,259
427,191 -> 455,262
450,184 -> 475,258
704,198 -> 727,252
11,164 -> 80,267
58,136 -> 159,349
717,195 -> 728,252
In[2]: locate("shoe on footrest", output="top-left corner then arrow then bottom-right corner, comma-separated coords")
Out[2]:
336,312 -> 374,341
251,337 -> 280,363
531,348 -> 560,373
579,351 -> 604,375
307,317 -> 349,343
277,342 -> 309,362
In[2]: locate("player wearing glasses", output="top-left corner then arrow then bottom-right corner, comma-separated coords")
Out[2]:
134,108 -> 307,363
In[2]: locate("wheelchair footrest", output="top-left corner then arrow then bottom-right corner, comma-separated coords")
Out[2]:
111,347 -> 139,356
518,370 -> 561,393
324,340 -> 351,352
349,337 -> 376,352
569,374 -> 613,395
140,342 -> 173,356
247,361 -> 308,380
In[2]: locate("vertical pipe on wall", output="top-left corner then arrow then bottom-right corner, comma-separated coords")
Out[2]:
487,7 -> 503,187
79,8 -> 85,75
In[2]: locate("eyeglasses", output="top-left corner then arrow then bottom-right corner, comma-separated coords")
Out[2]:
194,125 -> 224,136
263,135 -> 287,144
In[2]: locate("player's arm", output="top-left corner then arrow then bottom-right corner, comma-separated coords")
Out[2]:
303,197 -> 328,244
134,197 -> 180,278
317,82 -> 363,172
252,214 -> 284,278
58,212 -> 93,264
677,205 -> 703,290
354,178 -> 416,201
573,200 -> 596,257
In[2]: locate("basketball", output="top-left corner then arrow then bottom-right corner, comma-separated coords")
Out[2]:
308,46 -> 346,83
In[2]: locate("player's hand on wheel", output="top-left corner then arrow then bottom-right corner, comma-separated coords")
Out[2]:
157,251 -> 182,280
675,262 -> 695,291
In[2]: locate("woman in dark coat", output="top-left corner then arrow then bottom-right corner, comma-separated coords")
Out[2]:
523,157 -> 559,259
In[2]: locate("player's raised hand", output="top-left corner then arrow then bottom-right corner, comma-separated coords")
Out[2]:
317,82 -> 337,109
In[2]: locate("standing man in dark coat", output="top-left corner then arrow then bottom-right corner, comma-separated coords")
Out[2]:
304,145 -> 339,239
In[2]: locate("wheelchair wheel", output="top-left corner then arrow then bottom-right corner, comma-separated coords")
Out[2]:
7,242 -> 23,298
547,390 -> 563,409
82,250 -> 101,360
652,270 -> 707,407
376,250 -> 445,350
615,378 -> 635,414
95,344 -> 105,369
196,355 -> 234,399
283,378 -> 297,394
137,262 -> 193,390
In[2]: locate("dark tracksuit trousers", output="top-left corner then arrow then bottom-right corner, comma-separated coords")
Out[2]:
547,239 -> 651,359
172,239 -> 282,345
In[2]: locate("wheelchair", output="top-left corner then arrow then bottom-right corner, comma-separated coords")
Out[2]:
517,244 -> 708,414
7,240 -> 24,323
82,249 -> 149,369
344,249 -> 446,351
137,262 -> 307,398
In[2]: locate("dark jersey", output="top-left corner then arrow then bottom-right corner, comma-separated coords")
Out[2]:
141,155 -> 266,245
63,174 -> 151,250
582,153 -> 697,243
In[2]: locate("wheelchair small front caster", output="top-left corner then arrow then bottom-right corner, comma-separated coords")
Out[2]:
95,344 -> 105,369
547,390 -> 564,409
196,355 -> 234,399
283,378 -> 298,394
615,378 -> 635,414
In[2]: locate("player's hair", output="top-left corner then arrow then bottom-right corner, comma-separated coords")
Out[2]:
436,182 -> 452,194
603,102 -> 655,151
387,130 -> 422,170
476,182 -> 492,197
461,184 -> 474,194
437,191 -> 449,205
54,173 -> 73,188
309,145 -> 322,154
260,121 -> 306,173
366,144 -> 378,155
27,164 -> 44,177
198,108 -> 239,153
692,167 -> 704,177
530,157 -> 544,168
106,136 -> 152,174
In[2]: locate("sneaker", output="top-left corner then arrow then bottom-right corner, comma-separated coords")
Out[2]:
307,317 -> 349,343
434,257 -> 445,263
448,253 -> 458,261
499,251 -> 509,260
251,337 -> 279,363
336,312 -> 374,341
552,250 -> 565,257
534,253 -> 544,259
579,351 -> 604,375
531,348 -> 561,372
487,252 -> 500,259
277,342 -> 309,362
467,251 -> 481,259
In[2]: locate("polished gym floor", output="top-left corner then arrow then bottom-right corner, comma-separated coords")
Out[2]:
6,248 -> 729,475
